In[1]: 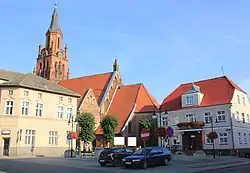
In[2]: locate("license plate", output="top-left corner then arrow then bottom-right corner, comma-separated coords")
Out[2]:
125,162 -> 131,164
99,160 -> 105,162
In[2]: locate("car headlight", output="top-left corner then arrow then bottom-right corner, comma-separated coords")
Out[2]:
122,159 -> 126,162
132,159 -> 141,162
108,153 -> 113,156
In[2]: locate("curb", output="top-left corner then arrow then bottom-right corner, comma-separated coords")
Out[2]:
191,161 -> 250,172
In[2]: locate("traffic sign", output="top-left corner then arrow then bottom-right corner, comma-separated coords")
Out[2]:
140,129 -> 150,142
166,126 -> 174,138
67,133 -> 72,140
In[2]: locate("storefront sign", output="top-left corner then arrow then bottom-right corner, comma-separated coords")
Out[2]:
1,130 -> 11,135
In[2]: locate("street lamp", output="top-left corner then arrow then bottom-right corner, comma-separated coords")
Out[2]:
210,115 -> 216,159
68,115 -> 77,158
152,105 -> 168,146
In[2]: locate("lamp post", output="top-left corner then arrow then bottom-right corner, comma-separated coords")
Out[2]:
152,105 -> 168,146
68,115 -> 77,158
210,115 -> 216,159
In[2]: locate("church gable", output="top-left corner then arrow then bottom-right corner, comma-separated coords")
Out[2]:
78,88 -> 100,129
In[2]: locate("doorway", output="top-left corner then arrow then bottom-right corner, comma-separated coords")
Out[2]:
3,138 -> 10,156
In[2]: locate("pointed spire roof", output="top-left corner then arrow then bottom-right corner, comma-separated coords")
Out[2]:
49,4 -> 60,32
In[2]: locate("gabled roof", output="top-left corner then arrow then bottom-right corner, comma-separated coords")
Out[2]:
59,72 -> 113,105
0,73 -> 80,97
161,76 -> 245,111
96,83 -> 159,134
0,69 -> 24,81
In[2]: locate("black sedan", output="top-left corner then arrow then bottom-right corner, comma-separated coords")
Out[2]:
98,147 -> 134,167
122,147 -> 172,168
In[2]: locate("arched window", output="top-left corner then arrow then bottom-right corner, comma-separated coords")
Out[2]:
39,62 -> 42,70
58,37 -> 60,49
58,62 -> 61,72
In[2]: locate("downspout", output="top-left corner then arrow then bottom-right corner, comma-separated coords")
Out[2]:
229,104 -> 235,155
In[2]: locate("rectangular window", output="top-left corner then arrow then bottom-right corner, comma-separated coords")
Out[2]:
186,96 -> 194,105
242,113 -> 245,123
57,106 -> 64,119
173,136 -> 180,145
128,121 -> 132,133
216,111 -> 226,122
24,90 -> 29,96
66,108 -> 72,120
8,90 -> 13,95
185,114 -> 196,122
219,133 -> 228,145
5,100 -> 14,115
244,133 -> 247,144
21,101 -> 29,115
204,112 -> 212,124
243,97 -> 246,106
238,133 -> 242,144
237,95 -> 240,104
249,133 -> 250,142
36,103 -> 43,117
206,135 -> 213,145
38,93 -> 42,99
68,98 -> 72,103
247,115 -> 250,123
49,131 -> 58,145
25,129 -> 35,145
236,111 -> 240,121
172,116 -> 179,126
59,96 -> 63,101
162,117 -> 168,126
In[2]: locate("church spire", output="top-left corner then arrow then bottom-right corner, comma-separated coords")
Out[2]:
49,3 -> 60,32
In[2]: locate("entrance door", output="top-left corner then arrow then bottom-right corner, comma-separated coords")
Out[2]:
3,138 -> 10,156
189,135 -> 196,149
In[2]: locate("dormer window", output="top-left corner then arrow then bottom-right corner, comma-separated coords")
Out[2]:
186,96 -> 194,105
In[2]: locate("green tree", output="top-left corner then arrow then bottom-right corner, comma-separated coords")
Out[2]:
139,119 -> 152,130
77,112 -> 96,144
100,115 -> 118,145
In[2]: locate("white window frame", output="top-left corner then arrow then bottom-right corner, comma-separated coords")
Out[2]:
173,136 -> 180,145
25,129 -> 35,145
57,106 -> 64,119
36,103 -> 43,117
186,96 -> 194,105
172,116 -> 179,126
247,114 -> 250,123
204,112 -> 212,124
49,131 -> 58,145
236,111 -> 240,121
185,113 -> 196,122
24,90 -> 29,96
219,133 -> 228,145
206,135 -> 213,145
8,90 -> 13,95
68,98 -> 72,103
21,100 -> 30,116
244,133 -> 247,144
162,116 -> 168,126
216,111 -> 226,122
238,133 -> 242,144
243,97 -> 246,106
67,108 -> 73,120
5,100 -> 14,115
242,113 -> 245,123
38,93 -> 42,99
237,95 -> 240,104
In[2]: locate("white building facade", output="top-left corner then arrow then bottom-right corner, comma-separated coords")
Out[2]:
158,76 -> 250,153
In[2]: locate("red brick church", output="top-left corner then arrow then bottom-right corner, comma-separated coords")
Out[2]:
34,6 -> 159,147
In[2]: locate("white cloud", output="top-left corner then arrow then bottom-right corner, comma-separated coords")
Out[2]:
218,33 -> 249,44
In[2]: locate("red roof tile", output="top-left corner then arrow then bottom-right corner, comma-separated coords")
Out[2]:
161,76 -> 245,111
59,72 -> 113,106
96,83 -> 159,134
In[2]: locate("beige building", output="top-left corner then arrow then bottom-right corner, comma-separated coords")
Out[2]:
0,70 -> 80,156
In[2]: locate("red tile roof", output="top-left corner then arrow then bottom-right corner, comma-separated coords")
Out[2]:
96,83 -> 159,134
58,72 -> 113,106
161,76 -> 245,111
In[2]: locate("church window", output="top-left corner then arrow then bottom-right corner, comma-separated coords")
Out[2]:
58,37 -> 60,49
40,63 -> 42,70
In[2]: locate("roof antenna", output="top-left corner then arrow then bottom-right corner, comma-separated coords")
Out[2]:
55,0 -> 58,8
221,66 -> 225,76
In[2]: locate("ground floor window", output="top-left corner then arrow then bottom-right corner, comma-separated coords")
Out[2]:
25,129 -> 35,145
206,134 -> 213,144
49,131 -> 58,145
219,133 -> 228,144
173,136 -> 180,145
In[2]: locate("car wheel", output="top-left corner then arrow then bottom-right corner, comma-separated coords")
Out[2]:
112,159 -> 120,167
164,157 -> 171,165
100,163 -> 106,166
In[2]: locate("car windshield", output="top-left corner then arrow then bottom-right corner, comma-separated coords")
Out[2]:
132,148 -> 152,156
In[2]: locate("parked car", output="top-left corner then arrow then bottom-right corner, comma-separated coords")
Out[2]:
122,146 -> 172,168
98,147 -> 134,166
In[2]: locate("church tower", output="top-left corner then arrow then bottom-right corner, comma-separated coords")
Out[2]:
34,5 -> 70,82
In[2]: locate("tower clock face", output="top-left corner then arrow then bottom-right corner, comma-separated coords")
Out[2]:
57,52 -> 63,58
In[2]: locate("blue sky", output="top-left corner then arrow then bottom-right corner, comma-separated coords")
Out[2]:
1,0 -> 250,102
